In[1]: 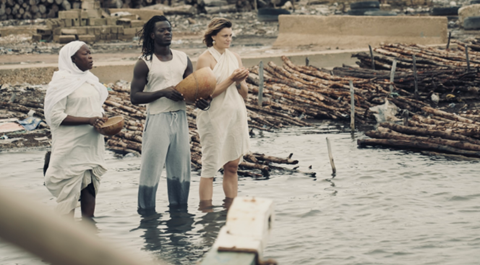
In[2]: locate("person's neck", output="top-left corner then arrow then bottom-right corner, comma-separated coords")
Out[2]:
213,45 -> 225,54
154,44 -> 171,56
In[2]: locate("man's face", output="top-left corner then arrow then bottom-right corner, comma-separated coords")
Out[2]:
151,21 -> 172,46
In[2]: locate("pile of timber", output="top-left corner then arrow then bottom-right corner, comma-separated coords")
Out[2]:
341,42 -> 480,158
0,83 -> 308,178
0,0 -> 83,20
335,42 -> 480,106
358,107 -> 480,159
352,43 -> 480,71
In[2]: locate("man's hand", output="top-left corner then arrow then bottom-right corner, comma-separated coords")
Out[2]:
162,86 -> 185,101
195,96 -> 212,110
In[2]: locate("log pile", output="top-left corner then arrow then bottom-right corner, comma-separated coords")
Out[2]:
343,42 -> 480,158
0,0 -> 84,20
0,82 -> 311,178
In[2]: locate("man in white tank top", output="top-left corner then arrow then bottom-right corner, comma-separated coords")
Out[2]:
130,16 -> 209,214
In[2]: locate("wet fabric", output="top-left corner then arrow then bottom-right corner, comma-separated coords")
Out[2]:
138,110 -> 191,211
44,82 -> 107,215
196,47 -> 250,178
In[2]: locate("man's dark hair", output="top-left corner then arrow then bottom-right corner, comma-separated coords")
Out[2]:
139,15 -> 170,60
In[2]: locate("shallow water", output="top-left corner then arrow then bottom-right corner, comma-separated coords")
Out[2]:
1,122 -> 480,265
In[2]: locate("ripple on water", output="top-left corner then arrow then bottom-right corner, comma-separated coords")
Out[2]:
2,125 -> 480,264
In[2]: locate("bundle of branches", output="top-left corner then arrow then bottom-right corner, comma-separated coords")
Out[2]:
333,44 -> 480,107
0,83 -> 310,178
358,105 -> 480,159
353,43 -> 480,71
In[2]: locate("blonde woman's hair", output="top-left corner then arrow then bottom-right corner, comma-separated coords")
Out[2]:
203,18 -> 232,47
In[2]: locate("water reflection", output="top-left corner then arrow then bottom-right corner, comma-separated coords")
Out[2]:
136,205 -> 195,264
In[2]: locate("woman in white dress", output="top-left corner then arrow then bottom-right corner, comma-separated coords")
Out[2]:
196,18 -> 250,204
44,41 -> 108,218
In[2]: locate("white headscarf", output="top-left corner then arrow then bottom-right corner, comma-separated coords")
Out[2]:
44,41 -> 108,127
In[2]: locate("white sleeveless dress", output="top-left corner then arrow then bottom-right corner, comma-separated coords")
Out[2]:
196,47 -> 250,178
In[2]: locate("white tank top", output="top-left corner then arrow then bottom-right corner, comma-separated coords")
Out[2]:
141,49 -> 188,114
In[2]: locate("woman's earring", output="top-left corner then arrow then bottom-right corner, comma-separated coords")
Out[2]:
212,40 -> 215,45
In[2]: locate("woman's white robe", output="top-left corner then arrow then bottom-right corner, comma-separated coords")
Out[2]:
45,83 -> 107,214
196,47 -> 250,178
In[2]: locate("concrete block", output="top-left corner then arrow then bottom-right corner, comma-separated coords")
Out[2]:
81,19 -> 88,26
80,11 -> 89,19
53,27 -> 62,36
459,4 -> 480,27
78,34 -> 96,44
64,19 -> 73,27
108,8 -> 164,21
273,15 -> 448,49
58,10 -> 80,19
130,20 -> 145,28
59,35 -> 77,43
106,18 -> 117,26
73,18 -> 80,27
116,18 -> 131,27
61,28 -> 78,35
123,27 -> 138,35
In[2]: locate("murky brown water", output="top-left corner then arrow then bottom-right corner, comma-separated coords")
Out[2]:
1,121 -> 480,265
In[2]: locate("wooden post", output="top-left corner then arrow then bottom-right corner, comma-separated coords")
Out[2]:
258,61 -> 264,108
254,0 -> 257,11
466,45 -> 471,72
413,54 -> 418,100
349,80 -> 355,131
368,44 -> 375,70
305,57 -> 309,66
326,137 -> 336,176
446,31 -> 451,50
389,59 -> 397,94
199,197 -> 275,265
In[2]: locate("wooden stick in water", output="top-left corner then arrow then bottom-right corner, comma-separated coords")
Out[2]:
349,80 -> 355,131
258,61 -> 264,108
326,137 -> 336,176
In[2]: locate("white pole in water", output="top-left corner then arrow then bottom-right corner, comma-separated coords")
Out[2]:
0,186 -> 154,265
326,137 -> 336,176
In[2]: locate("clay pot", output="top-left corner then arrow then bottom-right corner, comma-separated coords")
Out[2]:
175,67 -> 216,103
97,116 -> 124,136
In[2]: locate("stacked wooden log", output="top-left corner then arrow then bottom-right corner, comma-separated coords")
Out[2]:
0,0 -> 84,20
0,82 -> 309,178
342,42 -> 480,158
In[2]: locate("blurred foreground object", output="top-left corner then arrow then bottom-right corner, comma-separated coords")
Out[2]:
200,197 -> 276,265
0,185 -> 154,265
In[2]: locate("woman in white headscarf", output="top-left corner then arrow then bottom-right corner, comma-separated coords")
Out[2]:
196,18 -> 250,204
44,41 -> 109,218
